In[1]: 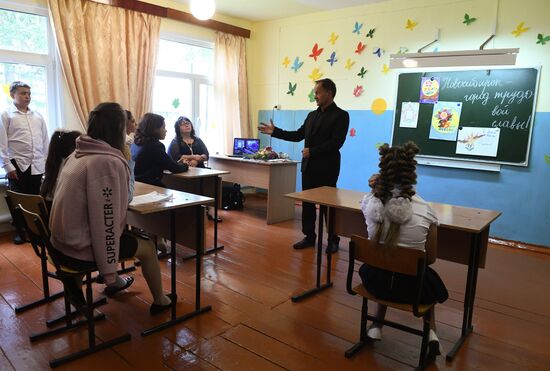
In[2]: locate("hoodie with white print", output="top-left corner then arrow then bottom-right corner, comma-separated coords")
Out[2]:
50,135 -> 129,281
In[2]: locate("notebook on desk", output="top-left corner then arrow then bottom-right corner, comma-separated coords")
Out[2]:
227,138 -> 260,157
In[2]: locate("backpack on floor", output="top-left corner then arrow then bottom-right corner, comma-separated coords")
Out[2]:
222,183 -> 245,210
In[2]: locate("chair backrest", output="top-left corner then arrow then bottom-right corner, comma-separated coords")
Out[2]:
350,235 -> 426,276
5,190 -> 49,227
17,204 -> 61,270
425,224 -> 437,265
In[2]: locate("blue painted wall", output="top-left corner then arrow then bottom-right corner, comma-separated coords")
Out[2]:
258,110 -> 550,247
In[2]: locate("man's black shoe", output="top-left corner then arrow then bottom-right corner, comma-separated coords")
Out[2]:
293,237 -> 315,249
13,233 -> 25,245
325,237 -> 340,254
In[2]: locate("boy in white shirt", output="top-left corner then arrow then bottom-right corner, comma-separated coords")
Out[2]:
1,81 -> 49,244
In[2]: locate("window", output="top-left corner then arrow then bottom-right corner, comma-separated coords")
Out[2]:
152,38 -> 216,150
0,5 -> 59,134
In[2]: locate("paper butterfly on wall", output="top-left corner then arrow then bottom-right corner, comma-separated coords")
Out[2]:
308,67 -> 323,81
353,85 -> 364,97
349,128 -> 357,137
405,19 -> 418,31
355,42 -> 366,54
286,82 -> 297,96
352,21 -> 363,35
345,58 -> 355,70
282,56 -> 290,68
309,43 -> 324,61
381,64 -> 390,74
397,46 -> 409,54
372,47 -> 384,58
463,13 -> 477,26
291,57 -> 304,72
328,32 -> 339,45
172,98 -> 180,109
366,28 -> 375,38
326,51 -> 338,66
544,154 -> 550,165
357,67 -> 367,78
536,33 -> 550,45
308,89 -> 315,102
512,22 -> 529,37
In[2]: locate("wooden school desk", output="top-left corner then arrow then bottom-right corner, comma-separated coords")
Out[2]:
127,182 -> 214,336
164,167 -> 229,257
285,186 -> 502,361
208,155 -> 298,224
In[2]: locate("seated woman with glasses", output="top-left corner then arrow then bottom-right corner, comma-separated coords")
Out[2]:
167,116 -> 221,221
131,113 -> 188,187
167,116 -> 209,168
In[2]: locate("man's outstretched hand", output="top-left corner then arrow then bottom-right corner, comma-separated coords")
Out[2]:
258,119 -> 275,135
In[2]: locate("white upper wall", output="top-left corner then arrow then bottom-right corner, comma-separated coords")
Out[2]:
247,0 -> 550,125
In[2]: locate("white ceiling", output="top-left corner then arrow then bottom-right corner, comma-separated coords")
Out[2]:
178,0 -> 390,22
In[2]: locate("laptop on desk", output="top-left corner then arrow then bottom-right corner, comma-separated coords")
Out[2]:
227,138 -> 260,157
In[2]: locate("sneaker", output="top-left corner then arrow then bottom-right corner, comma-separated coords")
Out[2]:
367,326 -> 382,341
104,276 -> 134,297
428,329 -> 442,357
157,238 -> 169,253
293,237 -> 315,249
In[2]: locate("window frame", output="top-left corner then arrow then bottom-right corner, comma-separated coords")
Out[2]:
154,33 -> 213,139
0,1 -> 63,135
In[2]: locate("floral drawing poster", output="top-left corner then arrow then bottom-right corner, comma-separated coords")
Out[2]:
429,101 -> 462,141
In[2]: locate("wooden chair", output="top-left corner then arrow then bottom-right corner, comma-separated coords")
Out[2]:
6,191 -> 133,317
345,228 -> 438,371
17,204 -> 131,368
5,190 -> 65,314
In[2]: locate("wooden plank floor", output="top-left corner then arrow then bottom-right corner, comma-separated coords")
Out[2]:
1,194 -> 549,370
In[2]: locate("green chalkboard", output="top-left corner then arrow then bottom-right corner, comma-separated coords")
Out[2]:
391,67 -> 540,166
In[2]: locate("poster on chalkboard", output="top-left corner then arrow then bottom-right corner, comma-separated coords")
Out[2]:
419,76 -> 440,103
428,101 -> 462,141
456,127 -> 501,157
399,102 -> 420,128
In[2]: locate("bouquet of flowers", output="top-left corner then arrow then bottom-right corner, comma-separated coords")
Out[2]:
246,146 -> 279,160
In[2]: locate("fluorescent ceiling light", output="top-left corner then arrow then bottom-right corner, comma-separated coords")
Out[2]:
390,48 -> 519,69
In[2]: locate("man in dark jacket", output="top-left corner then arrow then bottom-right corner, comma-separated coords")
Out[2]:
259,78 -> 349,253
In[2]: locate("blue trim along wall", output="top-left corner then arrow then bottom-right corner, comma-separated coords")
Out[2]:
258,110 -> 550,247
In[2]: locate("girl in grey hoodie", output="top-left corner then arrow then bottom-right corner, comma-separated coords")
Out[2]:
49,102 -> 172,314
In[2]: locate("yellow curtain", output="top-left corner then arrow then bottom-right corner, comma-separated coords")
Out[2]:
48,0 -> 160,128
214,32 -> 250,154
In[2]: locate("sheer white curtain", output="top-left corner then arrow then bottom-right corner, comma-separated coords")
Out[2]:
213,32 -> 250,154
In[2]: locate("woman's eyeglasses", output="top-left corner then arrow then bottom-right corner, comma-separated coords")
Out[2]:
177,117 -> 192,126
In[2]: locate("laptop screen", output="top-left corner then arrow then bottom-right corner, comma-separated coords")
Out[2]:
233,138 -> 260,156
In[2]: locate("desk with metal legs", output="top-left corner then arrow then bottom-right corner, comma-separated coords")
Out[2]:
285,186 -> 501,361
127,182 -> 214,336
164,167 -> 229,258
